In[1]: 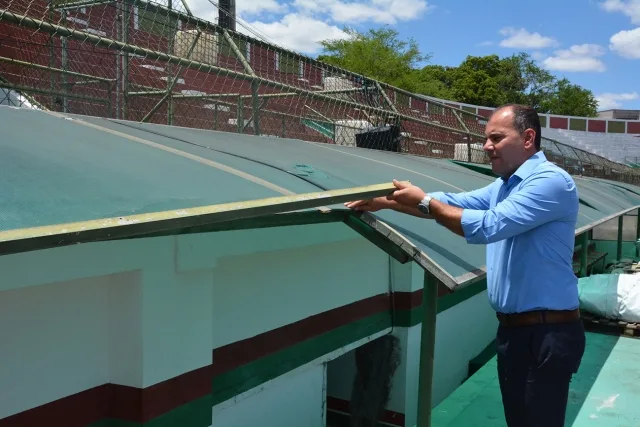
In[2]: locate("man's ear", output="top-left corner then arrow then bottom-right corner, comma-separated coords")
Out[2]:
523,129 -> 536,150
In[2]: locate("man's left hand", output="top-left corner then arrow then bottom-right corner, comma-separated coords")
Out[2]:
388,179 -> 426,207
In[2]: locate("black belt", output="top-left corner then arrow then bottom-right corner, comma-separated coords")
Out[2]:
496,308 -> 580,327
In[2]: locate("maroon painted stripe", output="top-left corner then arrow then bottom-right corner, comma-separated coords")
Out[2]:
478,108 -> 493,118
0,365 -> 213,426
0,385 -> 109,427
109,364 -> 213,422
588,120 -> 606,133
1,290 -> 426,426
550,116 -> 568,129
326,396 -> 405,426
212,293 -> 391,375
627,121 -> 640,134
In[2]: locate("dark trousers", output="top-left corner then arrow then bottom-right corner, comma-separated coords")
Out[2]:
496,319 -> 586,427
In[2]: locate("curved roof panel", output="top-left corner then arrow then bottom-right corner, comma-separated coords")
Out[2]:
2,106 -> 640,281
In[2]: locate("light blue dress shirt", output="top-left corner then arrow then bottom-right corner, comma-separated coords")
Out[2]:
431,151 -> 580,314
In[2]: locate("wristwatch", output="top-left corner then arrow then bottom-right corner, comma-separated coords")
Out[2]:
417,194 -> 433,215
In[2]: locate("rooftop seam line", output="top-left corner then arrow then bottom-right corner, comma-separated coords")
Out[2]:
105,119 -> 334,194
42,111 -> 330,213
303,142 -> 467,192
575,177 -> 638,207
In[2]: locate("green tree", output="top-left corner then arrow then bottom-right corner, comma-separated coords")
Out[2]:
317,26 -> 430,91
413,65 -> 454,99
316,32 -> 599,117
544,78 -> 599,117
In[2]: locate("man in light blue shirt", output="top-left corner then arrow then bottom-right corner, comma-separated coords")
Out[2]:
346,104 -> 586,427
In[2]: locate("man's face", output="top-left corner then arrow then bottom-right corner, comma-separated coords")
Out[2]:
483,108 -> 535,178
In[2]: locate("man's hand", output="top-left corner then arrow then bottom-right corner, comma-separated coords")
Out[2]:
388,179 -> 426,207
344,179 -> 428,217
344,196 -> 392,212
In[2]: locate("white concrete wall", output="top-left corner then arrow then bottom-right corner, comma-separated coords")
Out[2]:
214,364 -> 327,427
0,221 -> 392,423
0,274 -> 111,418
210,236 -> 389,348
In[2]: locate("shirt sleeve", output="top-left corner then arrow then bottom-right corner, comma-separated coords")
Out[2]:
430,181 -> 495,211
460,170 -> 578,245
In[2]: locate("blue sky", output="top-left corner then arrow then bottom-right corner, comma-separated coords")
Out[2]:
197,0 -> 640,110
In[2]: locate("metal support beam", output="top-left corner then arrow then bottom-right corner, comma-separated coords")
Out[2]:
580,232 -> 588,277
618,215 -> 624,261
0,83 -> 109,104
166,0 -> 174,125
452,109 -> 470,134
636,209 -> 640,258
239,87 -> 365,100
251,79 -> 260,135
140,30 -> 201,123
375,81 -> 398,114
236,95 -> 244,133
222,28 -> 260,135
416,270 -> 438,427
60,9 -> 68,112
241,96 -> 267,132
222,29 -> 255,77
121,0 -> 130,120
0,56 -> 113,83
0,11 -> 478,139
0,183 -> 396,256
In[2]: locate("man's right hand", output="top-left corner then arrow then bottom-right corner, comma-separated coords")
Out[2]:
344,196 -> 392,212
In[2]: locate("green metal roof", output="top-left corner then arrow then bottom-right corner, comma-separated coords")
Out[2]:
2,106 -> 640,283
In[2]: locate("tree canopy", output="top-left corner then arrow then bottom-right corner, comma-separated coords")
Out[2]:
317,27 -> 599,117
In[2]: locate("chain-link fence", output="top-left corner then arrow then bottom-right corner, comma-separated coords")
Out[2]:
1,0 -> 639,185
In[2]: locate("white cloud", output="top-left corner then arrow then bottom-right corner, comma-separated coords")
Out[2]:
609,27 -> 640,58
293,0 -> 432,25
190,0 -> 287,20
185,0 -> 432,54
596,91 -> 639,109
246,13 -> 349,54
600,0 -> 640,24
498,27 -> 558,49
531,51 -> 546,61
541,44 -> 607,72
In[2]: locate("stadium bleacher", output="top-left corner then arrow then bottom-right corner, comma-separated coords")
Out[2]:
542,128 -> 640,167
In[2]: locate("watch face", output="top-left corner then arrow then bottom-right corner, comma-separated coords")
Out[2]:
418,196 -> 431,214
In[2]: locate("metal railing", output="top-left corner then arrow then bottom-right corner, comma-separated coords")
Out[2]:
0,0 -> 639,184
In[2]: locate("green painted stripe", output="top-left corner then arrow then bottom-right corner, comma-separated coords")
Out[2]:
212,311 -> 393,405
85,281 -> 488,425
395,279 -> 488,327
608,121 -> 625,133
570,118 -> 587,131
539,115 -> 547,127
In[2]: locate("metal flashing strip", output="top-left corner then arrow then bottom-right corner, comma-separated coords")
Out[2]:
450,204 -> 640,292
574,205 -> 640,236
0,184 -> 396,256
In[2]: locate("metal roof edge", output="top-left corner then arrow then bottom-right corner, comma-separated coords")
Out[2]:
449,204 -> 640,292
0,184 -> 395,256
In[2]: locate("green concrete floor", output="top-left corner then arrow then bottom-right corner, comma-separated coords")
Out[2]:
432,332 -> 640,427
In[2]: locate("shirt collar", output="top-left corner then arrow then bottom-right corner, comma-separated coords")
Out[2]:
503,151 -> 547,183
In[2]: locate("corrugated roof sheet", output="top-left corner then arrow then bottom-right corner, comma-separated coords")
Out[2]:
2,106 -> 640,280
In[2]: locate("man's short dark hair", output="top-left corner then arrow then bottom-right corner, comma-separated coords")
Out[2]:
491,104 -> 542,150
